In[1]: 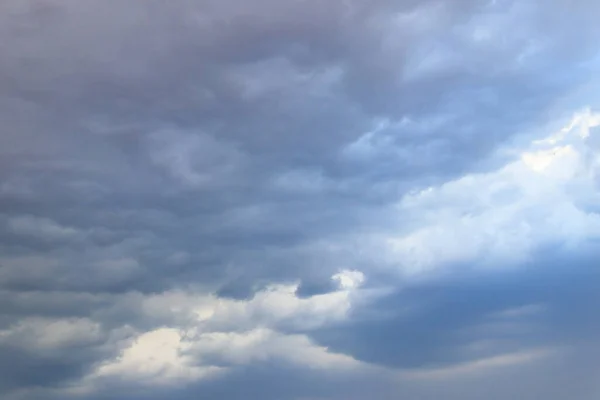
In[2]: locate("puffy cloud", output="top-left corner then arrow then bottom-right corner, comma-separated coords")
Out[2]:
383,109 -> 600,275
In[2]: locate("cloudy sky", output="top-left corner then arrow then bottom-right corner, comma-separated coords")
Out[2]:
1,0 -> 600,399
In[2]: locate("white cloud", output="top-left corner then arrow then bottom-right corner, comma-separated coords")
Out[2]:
94,327 -> 221,385
332,270 -> 365,290
136,270 -> 364,332
384,109 -> 600,275
83,271 -> 366,387
186,328 -> 361,370
92,326 -> 361,387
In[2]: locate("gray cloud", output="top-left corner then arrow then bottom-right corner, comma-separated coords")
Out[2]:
1,0 -> 600,399
311,246 -> 600,368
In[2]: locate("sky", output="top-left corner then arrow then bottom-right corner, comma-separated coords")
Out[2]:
1,0 -> 600,399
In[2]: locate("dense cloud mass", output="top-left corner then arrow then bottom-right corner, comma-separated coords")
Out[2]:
1,0 -> 600,399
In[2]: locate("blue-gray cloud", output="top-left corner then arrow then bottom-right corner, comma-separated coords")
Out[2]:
1,0 -> 600,399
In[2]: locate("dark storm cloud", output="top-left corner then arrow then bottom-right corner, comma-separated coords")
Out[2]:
1,0 -> 600,399
2,0 -> 594,191
311,245 -> 600,369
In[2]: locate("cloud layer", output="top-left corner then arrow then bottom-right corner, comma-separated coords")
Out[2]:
1,0 -> 600,399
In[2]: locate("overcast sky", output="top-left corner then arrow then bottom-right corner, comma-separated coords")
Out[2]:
1,0 -> 600,399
